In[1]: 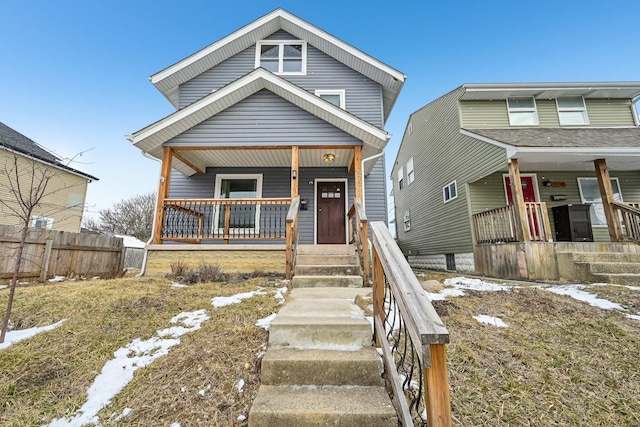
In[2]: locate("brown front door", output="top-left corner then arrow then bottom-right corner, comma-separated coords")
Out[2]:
317,182 -> 346,244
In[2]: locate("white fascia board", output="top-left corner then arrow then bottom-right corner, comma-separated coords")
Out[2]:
516,147 -> 640,155
132,69 -> 388,150
460,129 -> 517,158
0,145 -> 97,181
151,8 -> 405,87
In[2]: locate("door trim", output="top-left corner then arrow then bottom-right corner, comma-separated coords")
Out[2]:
502,173 -> 540,204
314,178 -> 349,244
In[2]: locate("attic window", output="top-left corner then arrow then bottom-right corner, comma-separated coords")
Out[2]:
507,97 -> 538,126
557,96 -> 589,125
315,90 -> 345,108
256,41 -> 307,75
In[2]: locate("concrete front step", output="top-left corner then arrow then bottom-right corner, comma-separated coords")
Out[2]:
260,347 -> 384,386
292,275 -> 363,288
295,264 -> 360,276
248,385 -> 398,427
297,244 -> 357,256
590,273 -> 640,286
586,261 -> 640,275
296,254 -> 359,266
568,252 -> 640,263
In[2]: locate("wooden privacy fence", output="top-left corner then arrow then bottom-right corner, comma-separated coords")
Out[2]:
370,221 -> 452,427
0,225 -> 125,282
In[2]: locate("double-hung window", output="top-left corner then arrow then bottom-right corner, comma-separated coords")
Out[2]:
507,97 -> 539,126
397,166 -> 404,190
406,157 -> 415,185
31,216 -> 54,230
256,41 -> 306,74
214,174 -> 263,234
315,89 -> 345,109
577,177 -> 622,226
557,96 -> 589,125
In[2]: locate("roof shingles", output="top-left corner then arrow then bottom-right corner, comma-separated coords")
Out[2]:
464,127 -> 640,148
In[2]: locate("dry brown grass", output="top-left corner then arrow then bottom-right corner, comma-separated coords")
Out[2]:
0,276 -> 284,426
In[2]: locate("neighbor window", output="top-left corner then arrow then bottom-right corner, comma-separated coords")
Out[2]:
315,89 -> 345,108
557,96 -> 589,125
31,216 -> 54,230
577,177 -> 622,226
443,180 -> 457,203
256,41 -> 306,74
403,211 -> 411,231
397,166 -> 404,190
406,157 -> 415,185
507,97 -> 539,126
214,174 -> 263,232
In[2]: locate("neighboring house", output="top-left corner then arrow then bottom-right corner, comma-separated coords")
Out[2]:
127,9 -> 405,275
0,122 -> 98,233
392,82 -> 640,283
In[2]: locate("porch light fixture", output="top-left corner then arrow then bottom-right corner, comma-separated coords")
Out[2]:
292,170 -> 297,179
322,153 -> 335,163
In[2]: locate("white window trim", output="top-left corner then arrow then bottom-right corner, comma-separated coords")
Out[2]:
314,89 -> 345,109
397,166 -> 404,190
507,97 -> 539,126
407,123 -> 413,135
556,96 -> 589,125
31,216 -> 54,230
577,177 -> 623,227
406,157 -> 415,185
255,40 -> 307,75
403,210 -> 411,232
213,174 -> 263,234
313,178 -> 349,245
443,180 -> 458,203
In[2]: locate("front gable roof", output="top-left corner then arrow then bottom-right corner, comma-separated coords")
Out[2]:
128,68 -> 391,176
149,8 -> 406,121
0,122 -> 98,181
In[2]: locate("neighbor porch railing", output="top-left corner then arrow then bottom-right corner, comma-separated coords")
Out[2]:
370,222 -> 451,427
161,198 -> 291,243
473,202 -> 551,244
613,201 -> 640,244
348,197 -> 370,286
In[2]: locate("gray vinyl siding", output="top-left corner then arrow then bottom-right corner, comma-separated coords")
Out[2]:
178,31 -> 383,127
392,88 -> 508,257
461,98 -> 638,129
469,170 -> 640,243
166,165 -> 387,244
167,90 -> 362,147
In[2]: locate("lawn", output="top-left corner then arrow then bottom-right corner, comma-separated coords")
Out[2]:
1,273 -> 639,426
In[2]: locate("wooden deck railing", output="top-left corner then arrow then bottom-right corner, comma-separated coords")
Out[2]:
473,202 -> 551,244
613,201 -> 640,244
348,198 -> 370,286
285,196 -> 300,280
161,198 -> 291,243
370,222 -> 451,427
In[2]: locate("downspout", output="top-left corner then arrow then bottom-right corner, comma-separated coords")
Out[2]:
360,150 -> 385,206
137,151 -> 161,277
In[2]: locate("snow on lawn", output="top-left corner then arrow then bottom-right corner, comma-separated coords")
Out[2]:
256,313 -> 277,330
0,319 -> 67,351
48,276 -> 65,282
0,285 -> 7,290
542,284 -> 624,310
473,315 -> 508,328
170,283 -> 188,288
211,290 -> 267,308
43,310 -> 209,427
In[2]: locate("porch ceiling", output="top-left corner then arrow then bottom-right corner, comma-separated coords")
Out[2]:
510,150 -> 640,172
460,82 -> 640,101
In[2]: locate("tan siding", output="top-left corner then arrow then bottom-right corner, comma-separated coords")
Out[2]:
393,89 -> 507,256
460,100 -> 509,128
469,169 -> 640,243
0,150 -> 88,232
586,99 -> 636,127
536,100 -> 561,127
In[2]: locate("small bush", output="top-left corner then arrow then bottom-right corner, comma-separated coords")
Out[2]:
166,261 -> 227,284
169,260 -> 188,278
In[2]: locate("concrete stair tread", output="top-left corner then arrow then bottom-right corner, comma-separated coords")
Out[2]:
296,254 -> 359,266
249,385 -> 397,427
260,347 -> 383,386
292,275 -> 364,288
295,265 -> 361,276
290,287 -> 371,299
297,244 -> 357,256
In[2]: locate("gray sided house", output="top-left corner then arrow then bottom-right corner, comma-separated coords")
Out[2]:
392,82 -> 640,284
127,9 -> 405,276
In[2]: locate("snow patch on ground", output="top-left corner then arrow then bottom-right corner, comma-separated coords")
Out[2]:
473,315 -> 508,328
170,283 -> 188,288
0,285 -> 7,290
256,313 -> 277,330
542,284 -> 624,310
273,286 -> 287,304
0,319 -> 67,351
626,314 -> 640,321
236,379 -> 245,394
48,276 -> 65,282
211,290 -> 266,308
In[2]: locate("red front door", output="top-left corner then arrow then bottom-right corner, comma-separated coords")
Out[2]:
317,182 -> 346,244
504,175 -> 541,238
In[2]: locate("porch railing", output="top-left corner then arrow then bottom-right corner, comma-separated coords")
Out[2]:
473,202 -> 551,244
613,201 -> 640,244
285,196 -> 300,280
348,198 -> 370,286
161,198 -> 291,243
371,222 -> 451,427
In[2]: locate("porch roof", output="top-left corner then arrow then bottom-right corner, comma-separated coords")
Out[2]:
149,8 -> 406,122
460,82 -> 640,101
462,127 -> 640,171
128,68 -> 390,176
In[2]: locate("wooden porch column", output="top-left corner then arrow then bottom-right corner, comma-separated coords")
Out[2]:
353,146 -> 363,201
291,146 -> 299,198
152,147 -> 173,244
594,158 -> 623,241
508,159 -> 531,242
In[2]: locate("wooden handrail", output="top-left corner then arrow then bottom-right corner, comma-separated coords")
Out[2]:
370,221 -> 451,426
285,196 -> 300,279
612,201 -> 640,243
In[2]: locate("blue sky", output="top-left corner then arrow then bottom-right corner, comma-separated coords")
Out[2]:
1,0 -> 638,220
